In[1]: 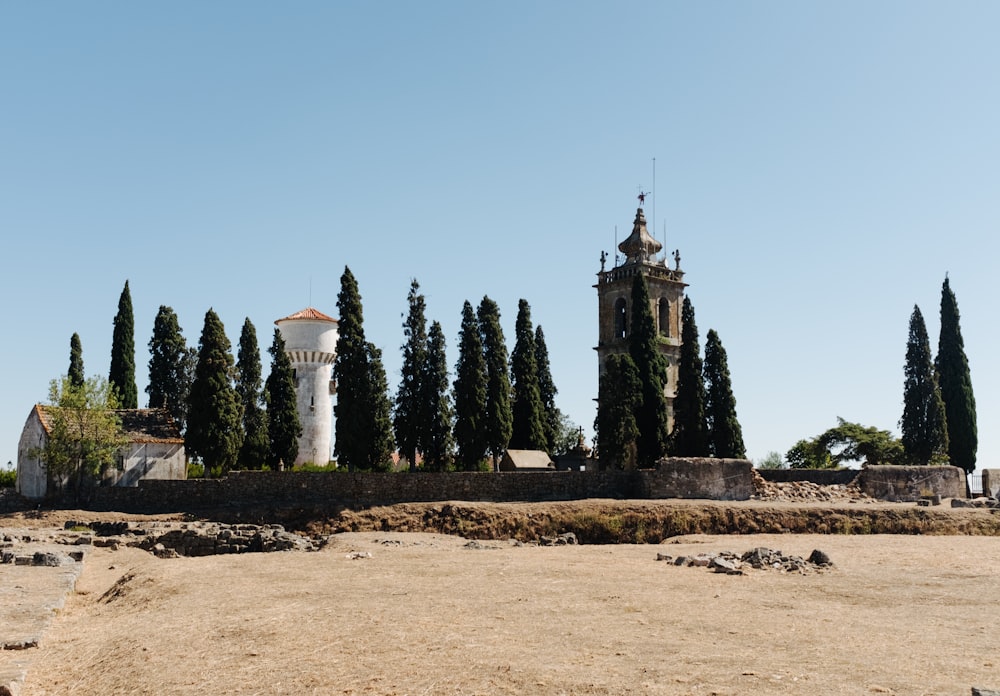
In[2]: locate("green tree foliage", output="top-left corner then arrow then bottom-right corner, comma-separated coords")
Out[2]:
936,276 -> 977,475
394,280 -> 429,472
900,305 -> 949,465
756,451 -> 787,470
68,333 -> 85,388
332,267 -> 395,471
627,274 -> 670,466
534,325 -> 560,454
786,418 -> 904,469
552,412 -> 582,456
596,354 -> 641,470
671,296 -> 709,457
146,306 -> 195,432
33,375 -> 127,496
333,267 -> 369,471
478,296 -> 513,470
703,329 -> 746,459
422,320 -> 454,471
185,309 -> 243,476
366,342 -> 396,472
109,280 -> 138,408
453,301 -> 488,471
236,318 -> 269,470
509,299 -> 547,451
264,329 -> 301,469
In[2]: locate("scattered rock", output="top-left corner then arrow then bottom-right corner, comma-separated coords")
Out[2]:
663,547 -> 832,575
346,551 -> 372,560
539,532 -> 577,546
971,688 -> 1000,696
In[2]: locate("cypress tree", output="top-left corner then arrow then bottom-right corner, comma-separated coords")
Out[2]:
671,296 -> 710,456
478,296 -> 513,470
534,325 -> 559,454
596,353 -> 641,470
627,274 -> 670,466
332,267 -> 394,471
365,341 -> 396,472
185,309 -> 243,475
109,280 -> 138,408
422,320 -> 454,471
936,276 -> 977,475
704,329 -> 746,459
236,318 -> 269,470
394,280 -> 429,471
333,267 -> 370,471
509,299 -> 547,451
900,305 -> 949,465
147,306 -> 195,431
453,300 -> 489,471
68,333 -> 85,388
265,329 -> 301,469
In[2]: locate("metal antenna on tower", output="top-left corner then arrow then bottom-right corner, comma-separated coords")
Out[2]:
652,157 -> 656,255
614,225 -> 619,266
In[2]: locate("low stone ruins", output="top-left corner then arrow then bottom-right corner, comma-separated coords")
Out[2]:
655,546 -> 834,575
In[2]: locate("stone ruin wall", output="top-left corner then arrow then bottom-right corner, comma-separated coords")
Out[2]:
2,462 -> 973,515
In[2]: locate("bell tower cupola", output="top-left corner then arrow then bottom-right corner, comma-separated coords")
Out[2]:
595,199 -> 688,430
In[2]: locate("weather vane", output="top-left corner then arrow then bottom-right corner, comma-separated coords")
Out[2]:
637,190 -> 649,206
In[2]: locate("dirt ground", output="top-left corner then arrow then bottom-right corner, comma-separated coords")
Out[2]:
10,508 -> 1000,696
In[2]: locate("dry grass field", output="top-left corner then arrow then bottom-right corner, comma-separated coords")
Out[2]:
12,521 -> 1000,696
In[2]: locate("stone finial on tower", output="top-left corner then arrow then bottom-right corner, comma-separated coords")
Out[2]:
618,207 -> 662,265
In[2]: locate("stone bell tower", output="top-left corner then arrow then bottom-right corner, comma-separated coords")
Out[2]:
595,205 -> 687,429
275,307 -> 338,466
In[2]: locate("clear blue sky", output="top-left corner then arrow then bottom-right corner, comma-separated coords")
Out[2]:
2,2 -> 998,472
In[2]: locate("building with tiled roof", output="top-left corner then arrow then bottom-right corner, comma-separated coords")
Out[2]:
17,404 -> 185,499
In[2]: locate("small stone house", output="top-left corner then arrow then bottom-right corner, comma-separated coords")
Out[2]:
499,449 -> 555,472
17,404 -> 186,499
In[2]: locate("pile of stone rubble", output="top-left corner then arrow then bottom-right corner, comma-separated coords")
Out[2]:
751,470 -> 872,503
60,520 -> 317,558
655,546 -> 833,575
951,497 -> 1000,509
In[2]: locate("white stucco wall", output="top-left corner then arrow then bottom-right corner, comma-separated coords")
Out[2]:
276,317 -> 339,466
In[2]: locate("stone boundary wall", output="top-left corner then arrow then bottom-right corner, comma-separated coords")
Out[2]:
640,458 -> 753,501
62,458 -> 753,513
982,469 -> 1000,499
758,469 -> 859,486
857,465 -> 966,501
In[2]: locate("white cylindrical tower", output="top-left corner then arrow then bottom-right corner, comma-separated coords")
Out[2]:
275,308 -> 339,466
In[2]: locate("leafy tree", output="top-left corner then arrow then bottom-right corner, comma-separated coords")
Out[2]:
236,318 -> 269,469
671,296 -> 709,457
422,320 -> 454,471
33,375 -> 127,497
786,418 -> 904,469
936,276 -> 977,476
366,341 -> 396,471
703,329 -> 746,459
509,299 -> 547,451
627,274 -> 670,466
453,301 -> 488,471
68,333 -> 84,388
147,306 -> 195,432
185,309 -> 243,476
552,411 -> 582,456
332,267 -> 394,471
394,280 -> 429,472
900,305 -> 949,465
596,353 -> 641,470
109,280 -> 138,408
534,325 -> 560,454
265,329 -> 301,469
756,451 -> 786,470
478,296 -> 513,470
